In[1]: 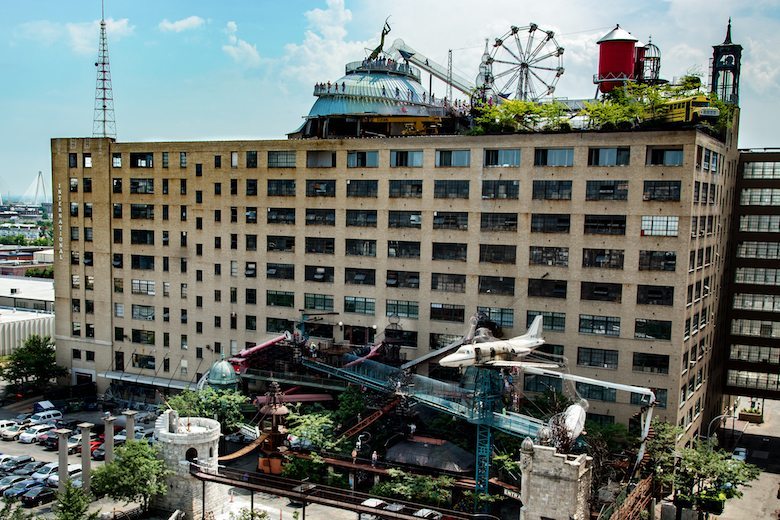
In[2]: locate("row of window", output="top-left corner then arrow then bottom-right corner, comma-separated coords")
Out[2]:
69,146 -> 690,171
523,376 -> 669,407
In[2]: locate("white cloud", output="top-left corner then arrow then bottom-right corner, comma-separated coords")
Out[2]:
222,21 -> 261,68
16,18 -> 134,54
159,16 -> 205,33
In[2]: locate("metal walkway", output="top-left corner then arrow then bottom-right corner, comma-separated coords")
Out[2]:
189,462 -> 499,520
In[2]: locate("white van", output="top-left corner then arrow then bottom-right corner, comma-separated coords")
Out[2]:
0,420 -> 17,432
47,465 -> 82,487
29,410 -> 62,425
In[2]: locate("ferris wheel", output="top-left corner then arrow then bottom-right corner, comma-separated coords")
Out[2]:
477,24 -> 565,102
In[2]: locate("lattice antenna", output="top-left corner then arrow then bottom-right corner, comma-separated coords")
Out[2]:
92,0 -> 116,138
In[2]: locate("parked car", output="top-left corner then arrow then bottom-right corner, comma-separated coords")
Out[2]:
0,455 -> 35,474
30,462 -> 58,482
13,461 -> 47,478
732,447 -> 748,461
0,421 -> 17,434
3,479 -> 41,500
92,439 -> 125,461
14,414 -> 32,426
413,509 -> 443,519
19,424 -> 54,444
65,433 -> 98,455
46,465 -> 81,488
77,440 -> 102,456
0,455 -> 17,467
114,426 -> 146,443
1,424 -> 29,441
0,475 -> 27,493
28,410 -> 62,426
20,485 -> 57,507
41,432 -> 61,450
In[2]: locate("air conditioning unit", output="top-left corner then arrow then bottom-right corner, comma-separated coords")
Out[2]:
9,288 -> 19,295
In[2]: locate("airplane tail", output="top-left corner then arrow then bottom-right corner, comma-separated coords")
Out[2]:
525,315 -> 543,339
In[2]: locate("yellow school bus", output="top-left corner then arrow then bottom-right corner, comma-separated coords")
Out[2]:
660,95 -> 720,123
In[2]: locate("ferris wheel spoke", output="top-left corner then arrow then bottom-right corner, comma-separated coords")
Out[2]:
529,69 -> 555,96
528,64 -> 562,72
512,33 -> 527,65
498,42 -> 525,67
496,69 -> 522,97
528,34 -> 554,62
492,67 -> 521,81
528,51 -> 561,65
492,58 -> 523,68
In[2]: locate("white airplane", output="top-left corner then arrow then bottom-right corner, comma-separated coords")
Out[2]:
439,315 -> 545,368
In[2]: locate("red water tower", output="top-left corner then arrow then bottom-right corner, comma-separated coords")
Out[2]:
595,24 -> 638,93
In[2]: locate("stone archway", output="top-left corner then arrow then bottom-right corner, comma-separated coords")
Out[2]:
185,447 -> 198,462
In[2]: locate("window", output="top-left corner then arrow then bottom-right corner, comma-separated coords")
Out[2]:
347,210 -> 377,227
112,253 -> 123,268
266,263 -> 294,280
267,290 -> 295,307
388,241 -> 420,258
430,303 -> 465,322
162,152 -> 169,168
739,215 -> 780,233
527,311 -> 566,332
82,178 -> 92,193
347,150 -> 379,168
113,178 -> 122,193
268,179 -> 296,196
582,249 -> 624,269
580,282 -> 622,303
246,234 -> 257,251
306,150 -> 336,168
480,276 -> 516,296
435,149 -> 470,167
477,306 -> 514,328
268,150 -> 297,168
588,147 -> 630,166
230,151 -> 238,168
431,273 -> 466,293
635,319 -> 672,340
643,181 -> 681,201
529,246 -> 569,267
246,151 -> 258,168
131,304 -> 155,321
481,213 -> 518,232
70,202 -> 79,217
305,237 -> 335,255
305,265 -> 334,282
637,285 -> 674,306
129,178 -> 154,194
524,374 -> 562,393
69,178 -> 78,193
388,211 -> 422,229
347,179 -> 378,198
386,299 -> 419,319
647,147 -> 683,166
577,347 -> 618,369
482,180 -> 519,199
81,153 -> 92,168
743,161 -> 780,180
346,239 -> 376,257
112,302 -> 122,317
632,353 -> 669,374
305,180 -> 336,197
267,235 -> 294,252
534,148 -> 574,166
345,296 -> 375,315
71,322 -> 81,337
131,279 -> 155,295
130,204 -> 154,219
484,148 -> 520,167
131,255 -> 154,270
639,250 -> 676,271
129,152 -> 153,168
579,314 -> 620,336
531,214 -> 570,233
528,278 -> 566,298
387,270 -> 420,289
70,251 -> 80,265
345,268 -> 375,286
71,226 -> 80,241
113,278 -> 123,293
230,180 -> 238,196
433,242 -> 468,261
267,207 -> 296,225
179,152 -> 187,168
390,150 -> 423,167
434,180 -> 469,199
389,179 -> 423,198
68,153 -> 77,168
479,244 -> 516,264
585,180 -> 628,200
641,216 -> 679,236
130,230 -> 154,245
584,215 -> 626,235
214,155 -> 222,168
430,333 -> 464,349
305,208 -> 336,226
246,179 -> 258,197
532,180 -> 572,200
304,293 -> 334,311
163,179 -> 169,194
632,389 -> 667,408
575,382 -> 616,402
131,329 -> 155,345
245,262 -> 257,278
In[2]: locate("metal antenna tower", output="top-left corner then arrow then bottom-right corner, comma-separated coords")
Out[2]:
92,0 -> 116,138
447,49 -> 453,102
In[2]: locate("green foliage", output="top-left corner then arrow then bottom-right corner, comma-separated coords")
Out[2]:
644,419 -> 682,490
462,490 -> 504,509
0,235 -> 27,246
0,335 -> 67,389
24,266 -> 54,279
281,456 -> 323,481
370,468 -> 455,507
56,479 -> 99,520
473,100 -> 542,133
522,389 -> 573,419
91,440 -> 171,512
580,99 -> 638,129
166,387 -> 249,430
585,421 -> 636,454
285,406 -> 338,451
539,101 -> 572,131
0,500 -> 36,520
332,385 -> 365,427
229,507 -> 269,520
492,452 -> 520,475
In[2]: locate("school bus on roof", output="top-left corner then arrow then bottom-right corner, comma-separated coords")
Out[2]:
659,94 -> 720,124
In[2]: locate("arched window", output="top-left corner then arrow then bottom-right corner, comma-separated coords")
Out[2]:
209,447 -> 214,458
185,447 -> 198,462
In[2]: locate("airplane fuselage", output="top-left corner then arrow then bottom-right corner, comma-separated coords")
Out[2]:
439,338 -> 545,368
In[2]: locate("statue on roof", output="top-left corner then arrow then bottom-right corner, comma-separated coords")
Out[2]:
368,18 -> 391,60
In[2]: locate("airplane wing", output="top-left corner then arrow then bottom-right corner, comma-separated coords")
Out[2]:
481,360 -> 564,370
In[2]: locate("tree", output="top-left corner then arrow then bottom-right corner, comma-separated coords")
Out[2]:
370,468 -> 455,507
332,385 -> 365,427
229,508 -> 269,520
644,419 -> 682,493
473,99 -> 542,133
24,266 -> 54,279
166,387 -> 249,430
91,440 -> 171,512
0,500 -> 36,520
56,479 -> 99,520
285,407 -> 338,451
0,335 -> 67,389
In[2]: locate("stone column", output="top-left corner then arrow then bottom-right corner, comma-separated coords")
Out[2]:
519,437 -> 534,520
78,422 -> 94,493
55,428 -> 72,494
123,410 -> 138,439
103,415 -> 116,463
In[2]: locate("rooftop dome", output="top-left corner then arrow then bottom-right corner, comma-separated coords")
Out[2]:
207,358 -> 240,390
597,24 -> 638,44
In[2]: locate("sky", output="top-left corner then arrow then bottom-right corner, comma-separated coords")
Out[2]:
1,0 -> 779,199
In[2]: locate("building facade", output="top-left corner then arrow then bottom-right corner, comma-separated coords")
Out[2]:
52,127 -> 738,441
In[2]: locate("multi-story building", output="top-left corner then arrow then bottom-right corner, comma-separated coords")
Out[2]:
52,126 -> 738,441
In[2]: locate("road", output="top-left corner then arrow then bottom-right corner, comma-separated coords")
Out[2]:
721,398 -> 780,520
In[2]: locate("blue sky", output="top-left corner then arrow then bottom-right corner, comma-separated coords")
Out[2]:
1,0 -> 779,198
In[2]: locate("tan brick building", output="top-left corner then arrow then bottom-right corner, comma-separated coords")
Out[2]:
52,127 -> 738,442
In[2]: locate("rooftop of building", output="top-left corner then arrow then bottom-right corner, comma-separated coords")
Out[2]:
0,275 -> 54,302
0,307 -> 53,324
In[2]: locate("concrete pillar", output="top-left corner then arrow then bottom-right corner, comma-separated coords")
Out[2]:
123,410 -> 138,439
78,422 -> 94,493
55,428 -> 72,494
103,415 -> 116,464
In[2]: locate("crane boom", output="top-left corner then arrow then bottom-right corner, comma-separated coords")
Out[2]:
388,38 -> 475,96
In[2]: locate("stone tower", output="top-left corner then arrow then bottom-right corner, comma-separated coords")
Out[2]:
152,410 -> 227,519
710,19 -> 742,105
